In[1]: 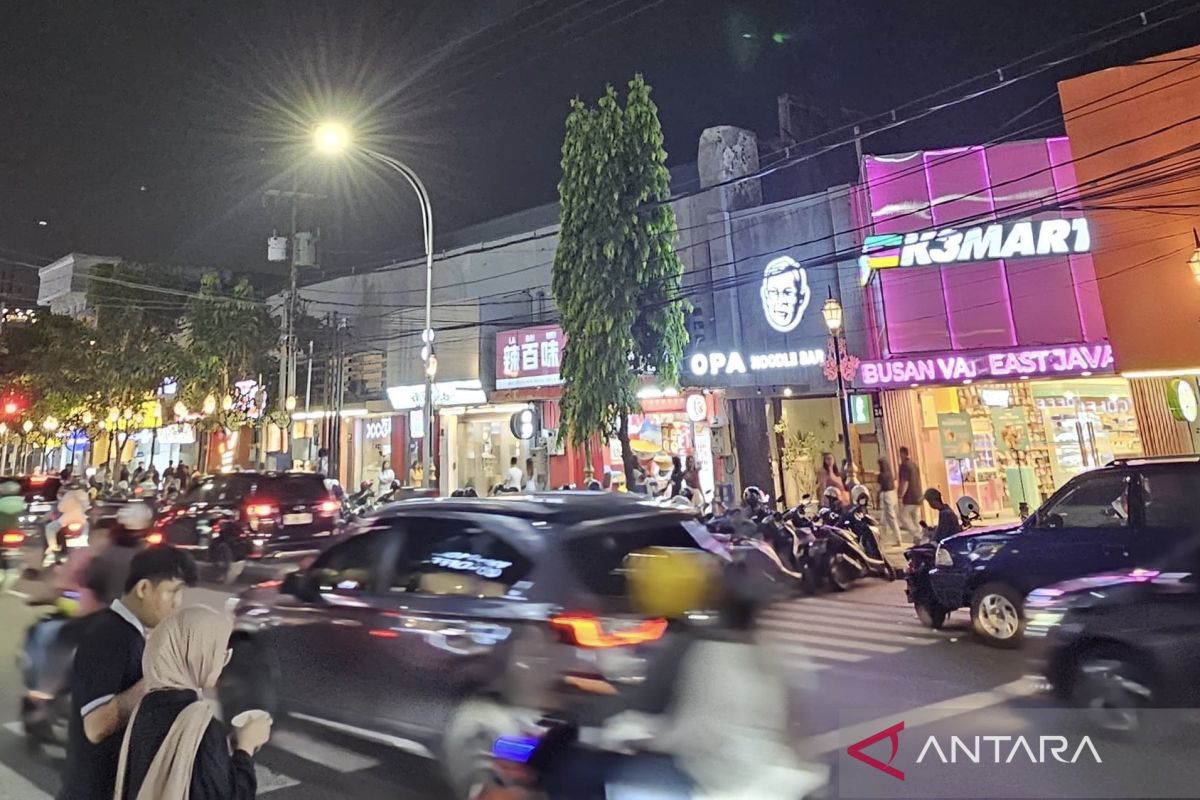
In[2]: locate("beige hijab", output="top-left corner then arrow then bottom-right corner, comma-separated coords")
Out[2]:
114,606 -> 233,800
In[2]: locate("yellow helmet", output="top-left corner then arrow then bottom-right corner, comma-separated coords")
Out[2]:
626,546 -> 716,619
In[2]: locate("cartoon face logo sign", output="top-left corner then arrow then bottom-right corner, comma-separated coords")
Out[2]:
760,256 -> 810,333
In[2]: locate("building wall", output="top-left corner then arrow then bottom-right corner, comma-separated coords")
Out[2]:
1058,46 -> 1200,374
861,138 -> 1106,355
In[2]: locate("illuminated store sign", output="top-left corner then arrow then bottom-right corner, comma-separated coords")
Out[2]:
759,256 -> 811,333
860,218 -> 1091,279
858,342 -> 1113,388
689,348 -> 824,378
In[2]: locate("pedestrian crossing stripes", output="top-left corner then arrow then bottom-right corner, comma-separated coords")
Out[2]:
757,594 -> 948,672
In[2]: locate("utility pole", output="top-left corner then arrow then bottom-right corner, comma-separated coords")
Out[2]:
265,182 -> 322,429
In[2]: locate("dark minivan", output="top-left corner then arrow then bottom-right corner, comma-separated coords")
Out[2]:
151,472 -> 341,574
925,456 -> 1200,647
219,493 -> 726,799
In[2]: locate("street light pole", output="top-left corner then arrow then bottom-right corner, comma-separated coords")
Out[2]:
313,124 -> 437,491
360,149 -> 436,490
822,289 -> 854,472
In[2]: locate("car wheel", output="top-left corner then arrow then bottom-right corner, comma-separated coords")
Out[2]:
442,698 -> 520,800
914,602 -> 948,630
1070,647 -> 1158,737
970,582 -> 1024,648
217,637 -> 279,723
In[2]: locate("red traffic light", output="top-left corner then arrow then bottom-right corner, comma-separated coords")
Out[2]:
2,401 -> 18,416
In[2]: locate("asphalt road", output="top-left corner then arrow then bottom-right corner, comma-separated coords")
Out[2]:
0,561 -> 1148,800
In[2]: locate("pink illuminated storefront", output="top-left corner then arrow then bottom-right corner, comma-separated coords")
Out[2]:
855,138 -> 1144,518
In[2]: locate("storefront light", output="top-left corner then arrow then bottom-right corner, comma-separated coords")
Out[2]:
821,296 -> 844,333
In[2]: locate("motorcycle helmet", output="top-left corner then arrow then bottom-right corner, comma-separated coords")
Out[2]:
450,489 -> 465,497
117,501 -> 154,531
742,485 -> 766,509
626,546 -> 716,619
822,485 -> 842,503
359,480 -> 372,491
462,486 -> 478,498
585,480 -> 602,491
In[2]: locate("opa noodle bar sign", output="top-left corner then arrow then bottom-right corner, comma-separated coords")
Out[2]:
858,342 -> 1114,388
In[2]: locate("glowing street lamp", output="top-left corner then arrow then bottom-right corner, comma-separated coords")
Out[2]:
313,121 -> 351,155
22,420 -> 32,434
174,400 -> 188,419
221,394 -> 234,412
821,296 -> 844,333
81,410 -> 93,426
43,417 -> 59,433
284,395 -> 297,413
314,119 -> 436,488
822,289 -> 853,470
202,394 -> 217,416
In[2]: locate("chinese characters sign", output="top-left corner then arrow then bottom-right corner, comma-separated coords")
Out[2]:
496,325 -> 565,389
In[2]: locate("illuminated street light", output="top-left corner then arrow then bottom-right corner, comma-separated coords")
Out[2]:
202,394 -> 217,416
43,417 -> 59,432
822,296 -> 844,333
22,420 -> 32,433
81,410 -> 93,426
221,394 -> 234,412
313,120 -> 351,155
315,121 -> 436,489
285,395 -> 297,413
174,400 -> 188,419
107,407 -> 120,423
123,407 -> 134,421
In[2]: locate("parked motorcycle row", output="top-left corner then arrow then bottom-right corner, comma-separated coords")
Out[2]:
704,485 -> 897,597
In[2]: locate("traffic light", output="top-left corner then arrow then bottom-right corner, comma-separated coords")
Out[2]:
1,396 -> 24,417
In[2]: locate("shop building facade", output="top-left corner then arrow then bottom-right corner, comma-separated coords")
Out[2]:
854,137 -> 1145,519
1059,45 -> 1200,456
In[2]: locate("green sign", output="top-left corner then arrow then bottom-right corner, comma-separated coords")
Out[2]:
937,412 -> 974,459
1167,378 -> 1198,423
991,407 -> 1030,451
849,393 -> 872,425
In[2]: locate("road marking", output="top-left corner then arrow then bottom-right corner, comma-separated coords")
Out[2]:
765,631 -> 903,654
768,643 -> 870,663
0,760 -> 51,800
269,727 -> 381,773
288,712 -> 435,759
761,620 -> 940,646
777,597 -> 915,620
255,764 -> 301,794
1,723 -> 65,761
4,589 -> 30,600
796,677 -> 1038,757
762,602 -> 936,631
763,606 -> 940,638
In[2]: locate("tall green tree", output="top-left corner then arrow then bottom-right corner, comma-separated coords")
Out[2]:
552,74 -> 689,485
178,272 -> 281,433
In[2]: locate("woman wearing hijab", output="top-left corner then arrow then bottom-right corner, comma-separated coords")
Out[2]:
114,606 -> 269,800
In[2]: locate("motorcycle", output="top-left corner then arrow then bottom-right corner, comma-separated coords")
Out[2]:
18,593 -> 89,747
709,506 -> 816,597
810,495 -> 896,591
903,541 -> 947,629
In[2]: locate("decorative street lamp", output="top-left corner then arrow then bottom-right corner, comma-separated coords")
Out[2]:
21,420 -> 32,433
174,400 -> 188,419
821,289 -> 854,471
314,120 -> 436,489
43,417 -> 59,432
202,394 -> 217,416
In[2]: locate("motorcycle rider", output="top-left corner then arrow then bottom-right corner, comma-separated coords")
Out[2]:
923,488 -> 962,543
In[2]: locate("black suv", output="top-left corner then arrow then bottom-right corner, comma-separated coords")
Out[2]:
3,475 -> 62,537
219,493 -> 725,799
151,472 -> 341,573
927,456 -> 1200,647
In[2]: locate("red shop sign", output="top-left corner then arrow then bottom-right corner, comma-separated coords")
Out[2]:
496,325 -> 565,389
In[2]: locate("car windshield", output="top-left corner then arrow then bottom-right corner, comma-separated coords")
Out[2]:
259,475 -> 329,503
187,474 -> 258,504
564,517 -> 718,604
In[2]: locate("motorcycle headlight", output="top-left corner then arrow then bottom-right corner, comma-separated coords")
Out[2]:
934,546 -> 953,567
968,541 -> 1007,562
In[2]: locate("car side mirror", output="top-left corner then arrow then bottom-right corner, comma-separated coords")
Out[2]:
281,570 -> 315,601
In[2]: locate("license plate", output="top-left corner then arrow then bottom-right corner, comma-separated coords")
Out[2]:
282,513 -> 313,526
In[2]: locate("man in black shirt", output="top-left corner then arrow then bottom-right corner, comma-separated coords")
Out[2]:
923,488 -> 962,544
60,547 -> 198,800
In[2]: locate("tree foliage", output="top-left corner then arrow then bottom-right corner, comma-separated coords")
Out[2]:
551,74 -> 689,483
177,272 -> 281,431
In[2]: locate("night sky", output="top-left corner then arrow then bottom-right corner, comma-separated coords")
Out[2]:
4,0 -> 1200,286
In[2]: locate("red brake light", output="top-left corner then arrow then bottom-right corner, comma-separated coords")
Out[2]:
245,503 -> 277,518
317,499 -> 340,516
28,476 -> 46,485
549,614 -> 668,649
145,531 -> 164,546
2,531 -> 24,546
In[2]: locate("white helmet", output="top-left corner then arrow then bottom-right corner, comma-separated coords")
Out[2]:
117,502 -> 154,531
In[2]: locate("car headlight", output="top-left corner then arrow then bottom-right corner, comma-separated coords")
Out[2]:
935,546 -> 953,567
967,541 -> 1007,562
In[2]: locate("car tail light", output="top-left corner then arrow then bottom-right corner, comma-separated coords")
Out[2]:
64,522 -> 84,538
317,499 -> 340,516
145,531 -> 164,546
245,503 -> 278,518
2,530 -> 24,546
549,613 -> 668,649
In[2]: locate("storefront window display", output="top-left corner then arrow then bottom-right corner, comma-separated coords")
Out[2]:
454,410 -> 527,494
910,378 -> 1143,520
356,416 -> 393,490
608,398 -> 715,500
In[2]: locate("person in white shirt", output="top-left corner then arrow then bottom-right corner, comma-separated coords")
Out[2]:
505,457 -> 523,490
522,458 -> 538,492
377,461 -> 395,493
